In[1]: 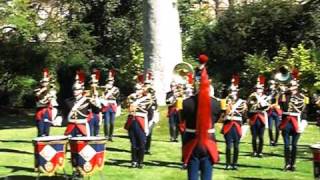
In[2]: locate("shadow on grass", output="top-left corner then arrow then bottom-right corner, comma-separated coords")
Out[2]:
113,134 -> 129,139
106,147 -> 130,153
0,140 -> 31,143
1,166 -> 34,173
106,158 -> 183,169
216,162 -> 283,171
0,148 -> 33,155
0,175 -> 67,180
231,177 -> 280,180
0,114 -> 34,130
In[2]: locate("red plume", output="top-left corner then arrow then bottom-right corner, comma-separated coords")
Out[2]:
199,54 -> 209,64
187,72 -> 193,84
77,70 -> 85,84
43,68 -> 49,78
109,69 -> 116,78
291,68 -> 299,80
94,69 -> 100,80
137,74 -> 144,84
147,72 -> 152,80
258,75 -> 265,85
197,68 -> 211,146
232,74 -> 240,86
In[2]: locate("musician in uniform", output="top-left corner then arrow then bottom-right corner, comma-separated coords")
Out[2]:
101,70 -> 120,141
88,69 -> 102,136
279,69 -> 308,171
181,55 -> 220,180
166,81 -> 182,142
144,72 -> 158,155
221,74 -> 247,170
34,68 -> 58,137
267,80 -> 282,146
125,78 -> 153,168
64,71 -> 101,137
247,75 -> 269,157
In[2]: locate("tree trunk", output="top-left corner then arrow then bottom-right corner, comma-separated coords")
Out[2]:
143,0 -> 183,105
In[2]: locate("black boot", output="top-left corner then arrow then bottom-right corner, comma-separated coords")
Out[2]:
268,128 -> 274,146
283,148 -> 291,171
109,123 -> 114,141
258,136 -> 264,158
145,134 -> 152,155
104,124 -> 109,139
274,128 -> 279,146
131,147 -> 138,168
252,138 -> 257,157
225,147 -> 232,170
232,147 -> 239,170
291,146 -> 297,171
137,148 -> 145,168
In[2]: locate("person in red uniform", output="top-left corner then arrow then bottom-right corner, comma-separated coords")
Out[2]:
34,68 -> 58,137
279,69 -> 307,171
221,74 -> 247,170
125,75 -> 153,168
181,54 -> 221,180
247,75 -> 270,157
64,70 -> 101,137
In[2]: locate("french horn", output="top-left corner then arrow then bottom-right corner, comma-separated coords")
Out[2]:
274,65 -> 292,84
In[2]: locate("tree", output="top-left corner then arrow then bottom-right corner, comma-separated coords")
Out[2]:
185,0 -> 320,87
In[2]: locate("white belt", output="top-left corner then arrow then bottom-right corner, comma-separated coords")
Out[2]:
130,112 -> 147,118
107,100 -> 117,104
282,112 -> 300,117
185,128 -> 215,133
44,118 -> 51,122
68,119 -> 87,124
225,116 -> 242,121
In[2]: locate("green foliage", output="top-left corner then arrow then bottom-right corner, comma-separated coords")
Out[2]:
178,0 -> 215,64
244,43 -> 320,94
0,0 -> 144,107
185,0 -> 320,88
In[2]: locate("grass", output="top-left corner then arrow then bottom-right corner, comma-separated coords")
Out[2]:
0,106 -> 319,180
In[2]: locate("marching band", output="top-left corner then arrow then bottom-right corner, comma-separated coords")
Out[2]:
33,58 -> 311,178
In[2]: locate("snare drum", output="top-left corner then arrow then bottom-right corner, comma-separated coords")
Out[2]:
33,136 -> 68,175
69,136 -> 107,175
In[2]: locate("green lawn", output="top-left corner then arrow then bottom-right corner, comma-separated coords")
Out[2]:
0,107 -> 319,180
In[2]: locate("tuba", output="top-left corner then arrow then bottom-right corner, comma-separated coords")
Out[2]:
172,62 -> 194,85
274,65 -> 292,85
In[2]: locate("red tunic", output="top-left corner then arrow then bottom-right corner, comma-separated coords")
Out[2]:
279,115 -> 299,133
249,112 -> 266,126
64,112 -> 93,136
222,120 -> 242,136
35,105 -> 52,121
124,116 -> 145,131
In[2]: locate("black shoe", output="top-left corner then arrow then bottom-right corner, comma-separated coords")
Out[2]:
231,164 -> 238,170
137,163 -> 144,169
258,153 -> 263,158
181,163 -> 187,170
290,165 -> 296,171
224,165 -> 232,170
270,141 -> 274,146
131,162 -> 138,168
283,164 -> 291,171
145,151 -> 151,155
108,137 -> 113,142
